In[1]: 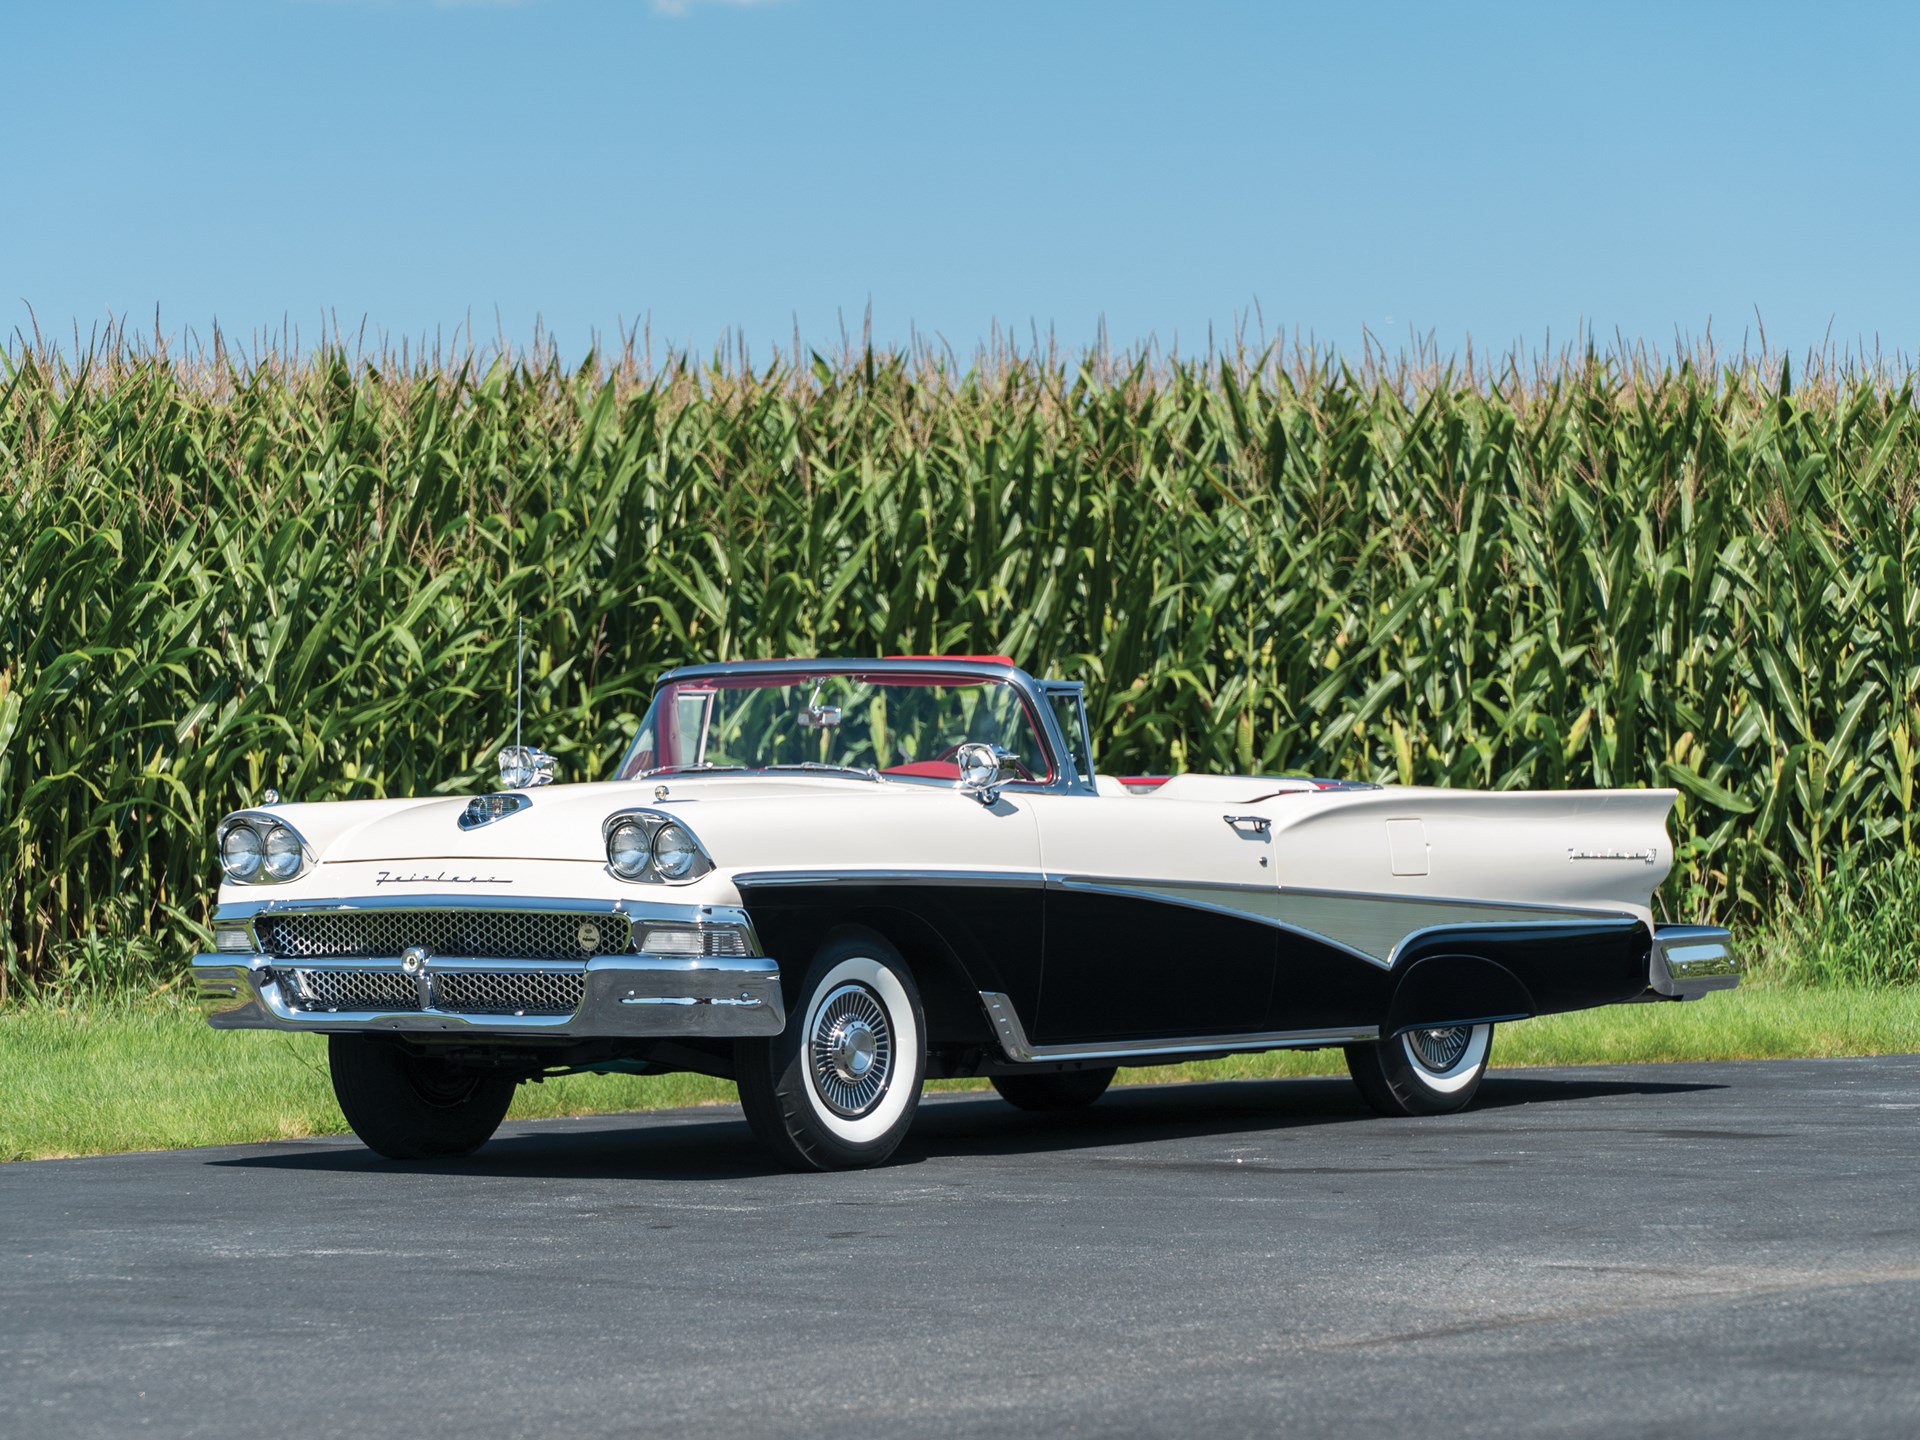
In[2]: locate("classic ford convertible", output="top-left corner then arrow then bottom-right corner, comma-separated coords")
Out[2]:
193,656 -> 1736,1169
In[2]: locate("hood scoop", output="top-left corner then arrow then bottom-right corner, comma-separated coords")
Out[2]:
458,793 -> 532,830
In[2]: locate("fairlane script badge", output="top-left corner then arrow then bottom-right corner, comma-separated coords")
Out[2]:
374,870 -> 512,886
1566,848 -> 1659,865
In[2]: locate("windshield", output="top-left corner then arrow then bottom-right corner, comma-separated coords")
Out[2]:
614,672 -> 1054,783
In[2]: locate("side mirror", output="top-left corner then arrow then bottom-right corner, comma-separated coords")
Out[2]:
499,745 -> 556,789
955,742 -> 1006,805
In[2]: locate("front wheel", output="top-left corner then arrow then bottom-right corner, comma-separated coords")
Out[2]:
328,1035 -> 518,1159
736,928 -> 927,1171
1344,1023 -> 1493,1116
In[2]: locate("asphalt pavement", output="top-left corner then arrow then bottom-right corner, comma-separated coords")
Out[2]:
4,1056 -> 1918,1438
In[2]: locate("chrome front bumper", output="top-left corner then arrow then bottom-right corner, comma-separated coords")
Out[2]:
192,952 -> 785,1037
1650,923 -> 1738,1000
190,894 -> 785,1039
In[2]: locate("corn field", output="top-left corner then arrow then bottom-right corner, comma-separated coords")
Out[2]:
2,333 -> 1916,997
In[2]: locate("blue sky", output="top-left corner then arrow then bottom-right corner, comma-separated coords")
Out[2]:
5,0 -> 1916,364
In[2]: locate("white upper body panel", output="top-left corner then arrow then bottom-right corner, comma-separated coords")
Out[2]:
224,771 -> 1676,955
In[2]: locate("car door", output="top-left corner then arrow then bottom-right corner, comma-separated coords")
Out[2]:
1025,792 -> 1279,1044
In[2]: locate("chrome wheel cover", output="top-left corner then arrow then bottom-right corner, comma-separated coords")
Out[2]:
808,983 -> 894,1118
1406,1025 -> 1473,1074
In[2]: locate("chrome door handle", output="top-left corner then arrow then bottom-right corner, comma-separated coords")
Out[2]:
1222,814 -> 1271,836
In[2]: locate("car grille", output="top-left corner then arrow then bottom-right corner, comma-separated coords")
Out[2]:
287,967 -> 586,1016
431,970 -> 585,1015
292,968 -> 421,1011
257,910 -> 632,962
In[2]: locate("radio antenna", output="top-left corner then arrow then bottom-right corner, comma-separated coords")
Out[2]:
515,616 -> 524,758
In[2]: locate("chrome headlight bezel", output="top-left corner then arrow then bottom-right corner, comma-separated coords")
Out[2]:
219,822 -> 264,882
651,822 -> 700,881
601,809 -> 714,885
262,823 -> 303,880
607,818 -> 654,879
217,813 -> 311,886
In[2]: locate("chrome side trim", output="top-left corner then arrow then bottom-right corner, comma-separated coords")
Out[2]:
1652,923 -> 1738,999
1059,873 -> 1277,896
734,869 -> 1047,889
1276,885 -> 1628,918
1053,873 -> 1628,919
979,990 -> 1377,1065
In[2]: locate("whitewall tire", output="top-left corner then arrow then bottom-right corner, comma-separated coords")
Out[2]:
1344,1023 -> 1493,1116
737,928 -> 926,1170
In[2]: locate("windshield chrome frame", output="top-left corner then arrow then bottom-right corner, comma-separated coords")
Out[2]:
622,658 -> 1096,796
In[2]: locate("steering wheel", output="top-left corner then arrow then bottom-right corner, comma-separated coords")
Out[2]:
929,742 -> 1036,783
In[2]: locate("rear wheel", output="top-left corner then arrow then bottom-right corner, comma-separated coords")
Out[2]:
1344,1023 -> 1493,1116
736,928 -> 927,1171
991,1066 -> 1117,1112
328,1035 -> 518,1159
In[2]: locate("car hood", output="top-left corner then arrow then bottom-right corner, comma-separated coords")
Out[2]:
259,775 -> 934,865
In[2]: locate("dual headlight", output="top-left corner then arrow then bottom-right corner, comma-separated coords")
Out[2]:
218,816 -> 307,884
605,813 -> 711,884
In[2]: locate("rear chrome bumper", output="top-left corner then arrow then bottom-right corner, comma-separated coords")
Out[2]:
1650,923 -> 1738,1000
191,952 -> 785,1039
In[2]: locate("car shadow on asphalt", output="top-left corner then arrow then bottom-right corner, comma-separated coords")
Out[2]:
898,1073 -> 1725,1163
205,1071 -> 1722,1182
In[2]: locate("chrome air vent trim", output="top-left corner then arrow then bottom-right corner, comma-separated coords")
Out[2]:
459,793 -> 532,830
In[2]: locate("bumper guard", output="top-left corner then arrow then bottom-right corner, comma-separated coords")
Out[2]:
1649,923 -> 1738,1000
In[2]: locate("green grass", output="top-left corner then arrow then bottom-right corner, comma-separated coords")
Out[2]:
1119,984 -> 1920,1083
5,983 -> 1915,1163
0,1004 -> 744,1163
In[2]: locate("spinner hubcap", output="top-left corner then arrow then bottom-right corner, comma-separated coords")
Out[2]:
1406,1025 -> 1474,1073
809,983 -> 893,1117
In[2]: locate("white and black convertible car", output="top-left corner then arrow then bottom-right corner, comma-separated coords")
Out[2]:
194,656 -> 1737,1170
